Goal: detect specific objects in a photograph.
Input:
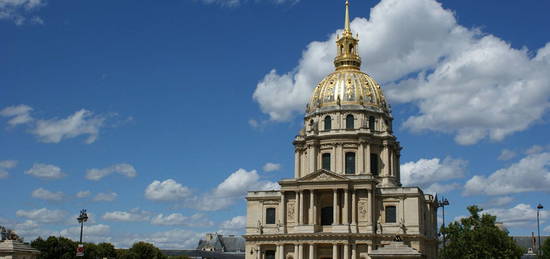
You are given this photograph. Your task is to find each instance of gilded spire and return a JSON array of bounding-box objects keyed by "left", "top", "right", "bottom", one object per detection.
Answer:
[
  {"left": 344, "top": 0, "right": 351, "bottom": 35},
  {"left": 334, "top": 0, "right": 361, "bottom": 70}
]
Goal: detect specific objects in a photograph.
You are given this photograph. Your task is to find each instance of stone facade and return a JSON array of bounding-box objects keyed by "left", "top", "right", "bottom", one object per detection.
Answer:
[
  {"left": 243, "top": 1, "right": 438, "bottom": 259},
  {"left": 0, "top": 240, "right": 40, "bottom": 259}
]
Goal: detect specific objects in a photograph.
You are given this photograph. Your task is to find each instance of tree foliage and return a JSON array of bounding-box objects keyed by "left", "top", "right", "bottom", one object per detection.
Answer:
[
  {"left": 31, "top": 236, "right": 166, "bottom": 259},
  {"left": 440, "top": 205, "right": 523, "bottom": 259},
  {"left": 542, "top": 237, "right": 550, "bottom": 259}
]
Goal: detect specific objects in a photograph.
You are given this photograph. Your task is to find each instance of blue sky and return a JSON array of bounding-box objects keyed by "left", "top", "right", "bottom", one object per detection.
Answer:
[{"left": 1, "top": 0, "right": 550, "bottom": 249}]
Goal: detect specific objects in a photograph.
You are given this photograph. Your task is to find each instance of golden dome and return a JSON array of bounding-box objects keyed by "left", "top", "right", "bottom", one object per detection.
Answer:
[
  {"left": 307, "top": 70, "right": 388, "bottom": 114},
  {"left": 306, "top": 0, "right": 388, "bottom": 114}
]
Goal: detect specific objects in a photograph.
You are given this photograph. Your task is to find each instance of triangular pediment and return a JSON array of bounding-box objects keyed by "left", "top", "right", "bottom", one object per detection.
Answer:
[{"left": 297, "top": 169, "right": 349, "bottom": 182}]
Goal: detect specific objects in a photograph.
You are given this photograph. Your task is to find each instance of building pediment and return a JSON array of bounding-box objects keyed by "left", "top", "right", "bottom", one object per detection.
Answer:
[{"left": 297, "top": 169, "right": 349, "bottom": 182}]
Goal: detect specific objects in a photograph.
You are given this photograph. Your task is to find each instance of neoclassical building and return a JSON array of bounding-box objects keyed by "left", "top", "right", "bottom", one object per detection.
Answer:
[{"left": 244, "top": 1, "right": 438, "bottom": 259}]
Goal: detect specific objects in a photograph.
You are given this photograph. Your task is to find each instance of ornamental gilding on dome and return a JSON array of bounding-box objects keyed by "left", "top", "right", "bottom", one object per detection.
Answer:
[{"left": 306, "top": 0, "right": 388, "bottom": 115}]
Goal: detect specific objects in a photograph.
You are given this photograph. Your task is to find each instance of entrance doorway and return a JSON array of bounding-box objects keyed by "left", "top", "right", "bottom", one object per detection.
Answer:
[{"left": 321, "top": 207, "right": 333, "bottom": 225}]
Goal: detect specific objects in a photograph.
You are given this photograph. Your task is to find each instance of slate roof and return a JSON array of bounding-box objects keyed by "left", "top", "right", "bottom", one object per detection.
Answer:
[{"left": 196, "top": 234, "right": 245, "bottom": 253}]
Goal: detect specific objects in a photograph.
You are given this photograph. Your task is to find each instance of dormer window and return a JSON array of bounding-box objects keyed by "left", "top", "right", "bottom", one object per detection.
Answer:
[
  {"left": 369, "top": 116, "right": 376, "bottom": 130},
  {"left": 346, "top": 114, "right": 354, "bottom": 129}
]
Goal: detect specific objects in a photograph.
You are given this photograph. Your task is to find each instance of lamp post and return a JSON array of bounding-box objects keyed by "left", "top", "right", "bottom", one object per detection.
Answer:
[
  {"left": 77, "top": 209, "right": 88, "bottom": 244},
  {"left": 537, "top": 204, "right": 543, "bottom": 257},
  {"left": 436, "top": 197, "right": 450, "bottom": 249}
]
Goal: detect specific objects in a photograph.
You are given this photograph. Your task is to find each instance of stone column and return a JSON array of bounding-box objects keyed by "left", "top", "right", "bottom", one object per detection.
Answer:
[
  {"left": 343, "top": 244, "right": 349, "bottom": 259},
  {"left": 370, "top": 187, "right": 376, "bottom": 234},
  {"left": 309, "top": 244, "right": 315, "bottom": 259},
  {"left": 332, "top": 244, "right": 338, "bottom": 259},
  {"left": 365, "top": 144, "right": 371, "bottom": 174},
  {"left": 298, "top": 244, "right": 304, "bottom": 259},
  {"left": 256, "top": 245, "right": 261, "bottom": 259},
  {"left": 295, "top": 150, "right": 300, "bottom": 178},
  {"left": 280, "top": 191, "right": 286, "bottom": 232},
  {"left": 309, "top": 190, "right": 315, "bottom": 225},
  {"left": 336, "top": 144, "right": 343, "bottom": 172},
  {"left": 343, "top": 189, "right": 349, "bottom": 224},
  {"left": 358, "top": 142, "right": 364, "bottom": 174},
  {"left": 351, "top": 244, "right": 356, "bottom": 259},
  {"left": 333, "top": 189, "right": 338, "bottom": 225},
  {"left": 298, "top": 191, "right": 303, "bottom": 225},
  {"left": 332, "top": 145, "right": 337, "bottom": 171},
  {"left": 294, "top": 244, "right": 299, "bottom": 259},
  {"left": 383, "top": 143, "right": 389, "bottom": 176},
  {"left": 351, "top": 190, "right": 356, "bottom": 227}
]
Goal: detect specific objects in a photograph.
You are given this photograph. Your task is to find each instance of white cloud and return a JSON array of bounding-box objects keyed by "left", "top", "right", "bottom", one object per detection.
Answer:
[
  {"left": 0, "top": 105, "right": 33, "bottom": 126},
  {"left": 32, "top": 109, "right": 106, "bottom": 144},
  {"left": 24, "top": 163, "right": 66, "bottom": 179},
  {"left": 113, "top": 229, "right": 203, "bottom": 250},
  {"left": 262, "top": 162, "right": 281, "bottom": 172},
  {"left": 498, "top": 149, "right": 516, "bottom": 161},
  {"left": 188, "top": 169, "right": 279, "bottom": 211},
  {"left": 401, "top": 157, "right": 467, "bottom": 189},
  {"left": 31, "top": 188, "right": 64, "bottom": 201},
  {"left": 525, "top": 145, "right": 545, "bottom": 155},
  {"left": 482, "top": 196, "right": 514, "bottom": 208},
  {"left": 85, "top": 163, "right": 137, "bottom": 181},
  {"left": 15, "top": 208, "right": 67, "bottom": 224},
  {"left": 424, "top": 182, "right": 460, "bottom": 194},
  {"left": 92, "top": 192, "right": 118, "bottom": 202},
  {"left": 252, "top": 0, "right": 550, "bottom": 145},
  {"left": 151, "top": 213, "right": 213, "bottom": 227},
  {"left": 102, "top": 209, "right": 151, "bottom": 222},
  {"left": 76, "top": 190, "right": 91, "bottom": 198},
  {"left": 484, "top": 203, "right": 550, "bottom": 228},
  {"left": 59, "top": 224, "right": 111, "bottom": 243},
  {"left": 220, "top": 215, "right": 246, "bottom": 230},
  {"left": 0, "top": 0, "right": 45, "bottom": 25},
  {"left": 464, "top": 152, "right": 550, "bottom": 196},
  {"left": 145, "top": 179, "right": 191, "bottom": 201},
  {"left": 545, "top": 225, "right": 550, "bottom": 233},
  {"left": 0, "top": 160, "right": 17, "bottom": 179}
]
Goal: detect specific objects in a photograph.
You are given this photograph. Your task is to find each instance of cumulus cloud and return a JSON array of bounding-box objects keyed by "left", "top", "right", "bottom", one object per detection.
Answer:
[
  {"left": 0, "top": 0, "right": 44, "bottom": 25},
  {"left": 545, "top": 225, "right": 550, "bottom": 233},
  {"left": 464, "top": 152, "right": 550, "bottom": 196},
  {"left": 401, "top": 157, "right": 467, "bottom": 192},
  {"left": 525, "top": 145, "right": 545, "bottom": 155},
  {"left": 482, "top": 196, "right": 514, "bottom": 208},
  {"left": 498, "top": 149, "right": 516, "bottom": 161},
  {"left": 188, "top": 169, "right": 279, "bottom": 211},
  {"left": 145, "top": 179, "right": 191, "bottom": 201},
  {"left": 92, "top": 192, "right": 118, "bottom": 202},
  {"left": 262, "top": 162, "right": 281, "bottom": 172},
  {"left": 15, "top": 208, "right": 67, "bottom": 224},
  {"left": 0, "top": 160, "right": 17, "bottom": 179},
  {"left": 252, "top": 0, "right": 550, "bottom": 145},
  {"left": 76, "top": 190, "right": 91, "bottom": 198},
  {"left": 151, "top": 213, "right": 213, "bottom": 227},
  {"left": 59, "top": 224, "right": 111, "bottom": 243},
  {"left": 86, "top": 163, "right": 137, "bottom": 181},
  {"left": 484, "top": 203, "right": 550, "bottom": 228},
  {"left": 32, "top": 109, "right": 106, "bottom": 144},
  {"left": 31, "top": 188, "right": 64, "bottom": 201},
  {"left": 113, "top": 229, "right": 203, "bottom": 250},
  {"left": 24, "top": 163, "right": 66, "bottom": 179},
  {"left": 0, "top": 105, "right": 33, "bottom": 126},
  {"left": 220, "top": 215, "right": 246, "bottom": 230},
  {"left": 102, "top": 209, "right": 151, "bottom": 222}
]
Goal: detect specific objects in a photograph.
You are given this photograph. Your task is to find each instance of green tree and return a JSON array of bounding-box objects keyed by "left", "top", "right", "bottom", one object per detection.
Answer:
[
  {"left": 541, "top": 237, "right": 550, "bottom": 259},
  {"left": 440, "top": 205, "right": 523, "bottom": 259},
  {"left": 125, "top": 241, "right": 167, "bottom": 259},
  {"left": 31, "top": 236, "right": 77, "bottom": 259}
]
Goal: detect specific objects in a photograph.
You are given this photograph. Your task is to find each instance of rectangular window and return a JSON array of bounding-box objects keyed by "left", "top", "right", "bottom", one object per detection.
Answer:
[
  {"left": 370, "top": 153, "right": 379, "bottom": 175},
  {"left": 322, "top": 153, "right": 331, "bottom": 171},
  {"left": 385, "top": 206, "right": 397, "bottom": 223},
  {"left": 266, "top": 208, "right": 276, "bottom": 224},
  {"left": 345, "top": 152, "right": 355, "bottom": 174}
]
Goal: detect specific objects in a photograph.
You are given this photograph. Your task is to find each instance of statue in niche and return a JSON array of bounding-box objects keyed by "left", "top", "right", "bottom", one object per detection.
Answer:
[
  {"left": 376, "top": 214, "right": 383, "bottom": 234},
  {"left": 399, "top": 218, "right": 407, "bottom": 234},
  {"left": 257, "top": 220, "right": 263, "bottom": 234}
]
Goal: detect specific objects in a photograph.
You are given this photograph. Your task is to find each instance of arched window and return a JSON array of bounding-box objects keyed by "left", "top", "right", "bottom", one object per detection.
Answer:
[
  {"left": 266, "top": 208, "right": 276, "bottom": 224},
  {"left": 349, "top": 43, "right": 354, "bottom": 54},
  {"left": 324, "top": 116, "right": 332, "bottom": 131},
  {"left": 369, "top": 116, "right": 376, "bottom": 130},
  {"left": 321, "top": 206, "right": 333, "bottom": 225},
  {"left": 346, "top": 114, "right": 354, "bottom": 129},
  {"left": 385, "top": 206, "right": 397, "bottom": 223},
  {"left": 345, "top": 152, "right": 355, "bottom": 174},
  {"left": 370, "top": 153, "right": 379, "bottom": 175},
  {"left": 322, "top": 153, "right": 331, "bottom": 171}
]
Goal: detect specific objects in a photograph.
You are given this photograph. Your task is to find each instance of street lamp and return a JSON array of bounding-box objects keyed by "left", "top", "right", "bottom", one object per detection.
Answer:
[
  {"left": 76, "top": 209, "right": 88, "bottom": 244},
  {"left": 436, "top": 197, "right": 450, "bottom": 249},
  {"left": 537, "top": 204, "right": 543, "bottom": 257}
]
